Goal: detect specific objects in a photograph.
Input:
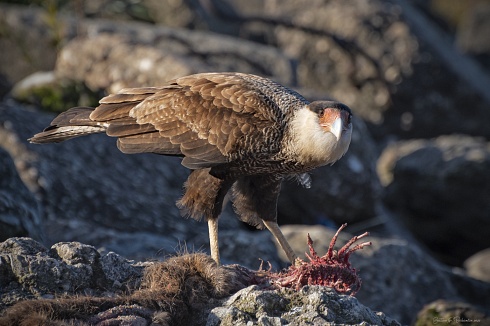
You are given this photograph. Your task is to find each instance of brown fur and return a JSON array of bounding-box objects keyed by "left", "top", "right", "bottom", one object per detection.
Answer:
[{"left": 0, "top": 253, "right": 252, "bottom": 326}]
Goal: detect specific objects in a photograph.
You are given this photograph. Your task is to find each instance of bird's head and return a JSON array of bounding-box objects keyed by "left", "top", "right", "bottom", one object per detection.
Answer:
[
  {"left": 289, "top": 100, "right": 353, "bottom": 166},
  {"left": 308, "top": 101, "right": 352, "bottom": 141}
]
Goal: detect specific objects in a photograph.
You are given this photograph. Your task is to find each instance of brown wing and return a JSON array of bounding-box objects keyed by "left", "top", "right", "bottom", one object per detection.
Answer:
[{"left": 91, "top": 73, "right": 286, "bottom": 169}]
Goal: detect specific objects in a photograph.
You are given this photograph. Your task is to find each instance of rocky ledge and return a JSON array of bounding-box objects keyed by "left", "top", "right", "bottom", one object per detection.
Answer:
[{"left": 0, "top": 238, "right": 400, "bottom": 326}]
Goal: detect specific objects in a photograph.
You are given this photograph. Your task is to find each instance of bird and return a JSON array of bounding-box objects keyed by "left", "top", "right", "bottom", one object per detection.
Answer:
[{"left": 29, "top": 72, "right": 353, "bottom": 265}]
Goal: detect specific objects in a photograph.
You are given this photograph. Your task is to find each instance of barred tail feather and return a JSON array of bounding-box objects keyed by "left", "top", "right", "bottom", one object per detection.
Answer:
[
  {"left": 29, "top": 107, "right": 107, "bottom": 144},
  {"left": 29, "top": 125, "right": 107, "bottom": 143}
]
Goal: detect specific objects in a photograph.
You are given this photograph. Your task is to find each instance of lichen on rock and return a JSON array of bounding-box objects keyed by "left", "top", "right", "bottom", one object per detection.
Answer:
[{"left": 208, "top": 285, "right": 400, "bottom": 326}]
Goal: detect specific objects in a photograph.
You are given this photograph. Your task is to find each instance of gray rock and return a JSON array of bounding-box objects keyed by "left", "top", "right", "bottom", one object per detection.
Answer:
[
  {"left": 377, "top": 135, "right": 490, "bottom": 266},
  {"left": 0, "top": 4, "right": 60, "bottom": 85},
  {"left": 101, "top": 251, "right": 149, "bottom": 288},
  {"left": 352, "top": 238, "right": 459, "bottom": 324},
  {"left": 143, "top": 0, "right": 201, "bottom": 28},
  {"left": 415, "top": 300, "right": 490, "bottom": 326},
  {"left": 0, "top": 73, "right": 10, "bottom": 100},
  {"left": 54, "top": 19, "right": 296, "bottom": 95},
  {"left": 0, "top": 238, "right": 401, "bottom": 326},
  {"left": 10, "top": 70, "right": 101, "bottom": 112},
  {"left": 280, "top": 224, "right": 490, "bottom": 325},
  {"left": 456, "top": 3, "right": 490, "bottom": 56},
  {"left": 464, "top": 248, "right": 490, "bottom": 283},
  {"left": 11, "top": 71, "right": 57, "bottom": 98},
  {"left": 455, "top": 2, "right": 490, "bottom": 72},
  {"left": 51, "top": 241, "right": 100, "bottom": 265},
  {"left": 210, "top": 228, "right": 283, "bottom": 269},
  {"left": 0, "top": 145, "right": 43, "bottom": 242},
  {"left": 1, "top": 3, "right": 295, "bottom": 107},
  {"left": 2, "top": 234, "right": 486, "bottom": 325},
  {"left": 0, "top": 237, "right": 145, "bottom": 309},
  {"left": 89, "top": 304, "right": 155, "bottom": 326},
  {"left": 75, "top": 0, "right": 154, "bottom": 23},
  {"left": 207, "top": 285, "right": 400, "bottom": 326}
]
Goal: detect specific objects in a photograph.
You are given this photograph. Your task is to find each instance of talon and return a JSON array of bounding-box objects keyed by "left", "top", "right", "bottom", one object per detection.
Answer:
[{"left": 293, "top": 257, "right": 304, "bottom": 267}]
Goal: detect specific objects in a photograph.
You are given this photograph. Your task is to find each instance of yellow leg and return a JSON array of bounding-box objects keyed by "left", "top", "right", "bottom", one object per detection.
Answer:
[
  {"left": 263, "top": 220, "right": 298, "bottom": 264},
  {"left": 208, "top": 218, "right": 220, "bottom": 265}
]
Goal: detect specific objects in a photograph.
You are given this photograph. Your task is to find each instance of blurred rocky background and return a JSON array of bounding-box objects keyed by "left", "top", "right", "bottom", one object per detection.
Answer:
[{"left": 1, "top": 0, "right": 490, "bottom": 324}]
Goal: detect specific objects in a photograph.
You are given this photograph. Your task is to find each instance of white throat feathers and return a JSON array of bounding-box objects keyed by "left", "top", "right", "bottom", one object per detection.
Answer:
[{"left": 287, "top": 106, "right": 352, "bottom": 166}]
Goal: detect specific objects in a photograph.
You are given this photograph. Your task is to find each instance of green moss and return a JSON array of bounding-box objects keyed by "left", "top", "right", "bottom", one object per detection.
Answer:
[
  {"left": 283, "top": 288, "right": 304, "bottom": 312},
  {"left": 42, "top": 0, "right": 67, "bottom": 50},
  {"left": 233, "top": 296, "right": 259, "bottom": 316},
  {"left": 414, "top": 307, "right": 439, "bottom": 326},
  {"left": 14, "top": 78, "right": 102, "bottom": 113}
]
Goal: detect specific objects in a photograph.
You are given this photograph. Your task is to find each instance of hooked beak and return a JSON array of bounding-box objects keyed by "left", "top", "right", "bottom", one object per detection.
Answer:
[{"left": 330, "top": 117, "right": 343, "bottom": 141}]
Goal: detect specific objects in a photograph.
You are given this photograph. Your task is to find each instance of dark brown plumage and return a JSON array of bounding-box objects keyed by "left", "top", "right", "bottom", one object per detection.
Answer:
[{"left": 30, "top": 72, "right": 353, "bottom": 264}]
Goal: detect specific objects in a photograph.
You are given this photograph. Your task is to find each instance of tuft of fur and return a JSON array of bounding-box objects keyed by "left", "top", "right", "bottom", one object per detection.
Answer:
[{"left": 0, "top": 253, "right": 253, "bottom": 326}]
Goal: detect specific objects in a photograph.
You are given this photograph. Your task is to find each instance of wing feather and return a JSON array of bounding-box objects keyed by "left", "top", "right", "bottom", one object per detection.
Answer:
[
  {"left": 169, "top": 130, "right": 197, "bottom": 143},
  {"left": 88, "top": 73, "right": 300, "bottom": 168},
  {"left": 117, "top": 132, "right": 181, "bottom": 155},
  {"left": 90, "top": 102, "right": 142, "bottom": 121},
  {"left": 50, "top": 107, "right": 95, "bottom": 126},
  {"left": 106, "top": 121, "right": 156, "bottom": 137},
  {"left": 91, "top": 87, "right": 164, "bottom": 121}
]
